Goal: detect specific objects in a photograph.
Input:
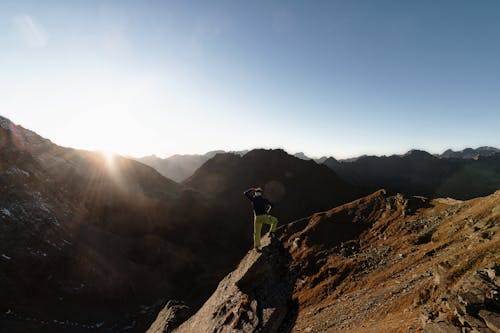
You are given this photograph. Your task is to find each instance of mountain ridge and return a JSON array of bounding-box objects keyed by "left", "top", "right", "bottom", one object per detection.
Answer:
[
  {"left": 322, "top": 149, "right": 500, "bottom": 200},
  {"left": 134, "top": 145, "right": 499, "bottom": 186},
  {"left": 149, "top": 189, "right": 499, "bottom": 332}
]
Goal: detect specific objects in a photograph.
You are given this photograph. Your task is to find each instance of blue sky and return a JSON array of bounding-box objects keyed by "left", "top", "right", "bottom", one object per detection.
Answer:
[{"left": 1, "top": 1, "right": 499, "bottom": 158}]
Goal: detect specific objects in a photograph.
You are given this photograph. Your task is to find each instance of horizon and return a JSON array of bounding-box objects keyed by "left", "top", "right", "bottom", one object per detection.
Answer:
[
  {"left": 2, "top": 111, "right": 497, "bottom": 161},
  {"left": 1, "top": 1, "right": 499, "bottom": 158}
]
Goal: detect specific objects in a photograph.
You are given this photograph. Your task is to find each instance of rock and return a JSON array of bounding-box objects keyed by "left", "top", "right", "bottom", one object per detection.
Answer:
[
  {"left": 423, "top": 321, "right": 462, "bottom": 333},
  {"left": 422, "top": 260, "right": 500, "bottom": 332},
  {"left": 457, "top": 313, "right": 489, "bottom": 330},
  {"left": 478, "top": 310, "right": 500, "bottom": 333},
  {"left": 459, "top": 291, "right": 486, "bottom": 313},
  {"left": 172, "top": 237, "right": 295, "bottom": 333},
  {"left": 147, "top": 301, "right": 191, "bottom": 333}
]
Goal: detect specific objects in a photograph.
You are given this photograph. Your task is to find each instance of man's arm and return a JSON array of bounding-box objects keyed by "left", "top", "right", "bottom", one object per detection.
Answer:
[
  {"left": 243, "top": 188, "right": 254, "bottom": 200},
  {"left": 265, "top": 199, "right": 273, "bottom": 213}
]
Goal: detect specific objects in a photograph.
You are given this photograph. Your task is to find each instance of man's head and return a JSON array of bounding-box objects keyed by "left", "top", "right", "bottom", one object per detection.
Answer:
[{"left": 253, "top": 187, "right": 263, "bottom": 196}]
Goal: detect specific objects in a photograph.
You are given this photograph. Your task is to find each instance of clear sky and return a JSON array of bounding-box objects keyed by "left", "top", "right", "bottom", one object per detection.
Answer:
[{"left": 1, "top": 1, "right": 499, "bottom": 158}]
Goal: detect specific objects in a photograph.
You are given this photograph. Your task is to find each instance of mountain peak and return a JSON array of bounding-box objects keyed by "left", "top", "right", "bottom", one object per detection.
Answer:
[
  {"left": 403, "top": 149, "right": 434, "bottom": 159},
  {"left": 0, "top": 115, "right": 13, "bottom": 130},
  {"left": 294, "top": 152, "right": 311, "bottom": 160},
  {"left": 439, "top": 146, "right": 500, "bottom": 159}
]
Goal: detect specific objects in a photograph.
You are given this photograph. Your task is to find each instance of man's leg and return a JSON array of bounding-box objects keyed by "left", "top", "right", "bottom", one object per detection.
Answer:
[
  {"left": 269, "top": 215, "right": 278, "bottom": 232},
  {"left": 254, "top": 215, "right": 263, "bottom": 249},
  {"left": 263, "top": 215, "right": 278, "bottom": 232}
]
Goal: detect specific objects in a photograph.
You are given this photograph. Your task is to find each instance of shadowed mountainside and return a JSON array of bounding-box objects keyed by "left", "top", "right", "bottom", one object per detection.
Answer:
[
  {"left": 323, "top": 149, "right": 500, "bottom": 199},
  {"left": 0, "top": 116, "right": 242, "bottom": 332},
  {"left": 149, "top": 190, "right": 499, "bottom": 332},
  {"left": 184, "top": 149, "right": 366, "bottom": 225}
]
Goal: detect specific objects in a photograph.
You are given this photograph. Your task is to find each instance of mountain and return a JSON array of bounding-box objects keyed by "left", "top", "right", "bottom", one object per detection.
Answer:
[
  {"left": 314, "top": 156, "right": 328, "bottom": 164},
  {"left": 323, "top": 149, "right": 500, "bottom": 199},
  {"left": 0, "top": 116, "right": 245, "bottom": 332},
  {"left": 149, "top": 190, "right": 500, "bottom": 332},
  {"left": 179, "top": 149, "right": 366, "bottom": 298},
  {"left": 136, "top": 150, "right": 249, "bottom": 182},
  {"left": 439, "top": 146, "right": 500, "bottom": 159},
  {"left": 135, "top": 151, "right": 222, "bottom": 182},
  {"left": 293, "top": 152, "right": 312, "bottom": 160},
  {"left": 183, "top": 149, "right": 365, "bottom": 224}
]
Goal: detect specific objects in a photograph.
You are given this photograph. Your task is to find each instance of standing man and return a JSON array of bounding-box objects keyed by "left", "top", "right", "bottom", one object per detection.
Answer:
[{"left": 244, "top": 187, "right": 279, "bottom": 251}]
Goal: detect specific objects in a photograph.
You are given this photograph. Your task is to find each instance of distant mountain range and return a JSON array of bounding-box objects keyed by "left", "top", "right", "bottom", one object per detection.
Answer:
[
  {"left": 322, "top": 149, "right": 500, "bottom": 199},
  {"left": 437, "top": 146, "right": 500, "bottom": 159},
  {"left": 138, "top": 147, "right": 499, "bottom": 184},
  {"left": 135, "top": 152, "right": 223, "bottom": 182},
  {"left": 135, "top": 150, "right": 248, "bottom": 182}
]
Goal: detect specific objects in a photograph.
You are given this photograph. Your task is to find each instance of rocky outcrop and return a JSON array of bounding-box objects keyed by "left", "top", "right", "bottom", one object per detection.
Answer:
[
  {"left": 147, "top": 301, "right": 191, "bottom": 333},
  {"left": 422, "top": 263, "right": 500, "bottom": 332},
  {"left": 170, "top": 236, "right": 295, "bottom": 333}
]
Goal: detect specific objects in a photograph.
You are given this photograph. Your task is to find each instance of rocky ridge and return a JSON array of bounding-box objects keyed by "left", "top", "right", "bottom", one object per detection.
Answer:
[{"left": 150, "top": 190, "right": 499, "bottom": 332}]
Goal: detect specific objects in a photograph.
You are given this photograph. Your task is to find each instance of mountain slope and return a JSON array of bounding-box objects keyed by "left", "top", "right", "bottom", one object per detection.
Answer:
[
  {"left": 283, "top": 190, "right": 499, "bottom": 332},
  {"left": 0, "top": 116, "right": 242, "bottom": 332},
  {"left": 150, "top": 190, "right": 499, "bottom": 332}
]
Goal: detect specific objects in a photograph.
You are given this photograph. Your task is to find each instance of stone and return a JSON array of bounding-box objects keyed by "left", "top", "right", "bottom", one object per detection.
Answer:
[
  {"left": 423, "top": 322, "right": 461, "bottom": 333},
  {"left": 146, "top": 300, "right": 190, "bottom": 333},
  {"left": 171, "top": 238, "right": 295, "bottom": 333},
  {"left": 478, "top": 310, "right": 500, "bottom": 333}
]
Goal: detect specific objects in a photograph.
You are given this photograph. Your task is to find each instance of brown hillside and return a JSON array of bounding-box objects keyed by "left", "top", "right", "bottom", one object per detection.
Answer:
[{"left": 151, "top": 190, "right": 499, "bottom": 332}]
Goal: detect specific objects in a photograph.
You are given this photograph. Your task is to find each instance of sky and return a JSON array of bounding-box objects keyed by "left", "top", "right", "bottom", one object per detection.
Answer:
[{"left": 1, "top": 0, "right": 499, "bottom": 159}]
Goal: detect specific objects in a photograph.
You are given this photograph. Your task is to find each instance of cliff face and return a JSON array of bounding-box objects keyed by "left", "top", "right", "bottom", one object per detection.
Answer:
[{"left": 149, "top": 190, "right": 499, "bottom": 333}]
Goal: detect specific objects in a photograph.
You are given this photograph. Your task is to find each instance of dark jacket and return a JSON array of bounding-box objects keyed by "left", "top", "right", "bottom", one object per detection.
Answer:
[{"left": 244, "top": 189, "right": 273, "bottom": 216}]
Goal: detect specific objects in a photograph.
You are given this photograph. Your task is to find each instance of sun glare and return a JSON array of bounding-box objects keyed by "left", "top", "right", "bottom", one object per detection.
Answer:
[{"left": 100, "top": 150, "right": 116, "bottom": 168}]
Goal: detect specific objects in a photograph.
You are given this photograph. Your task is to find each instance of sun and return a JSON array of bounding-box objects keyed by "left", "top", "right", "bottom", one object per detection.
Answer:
[{"left": 99, "top": 150, "right": 116, "bottom": 168}]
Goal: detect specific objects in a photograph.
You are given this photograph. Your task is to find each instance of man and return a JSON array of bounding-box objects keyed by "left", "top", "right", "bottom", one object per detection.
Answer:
[{"left": 243, "top": 187, "right": 279, "bottom": 251}]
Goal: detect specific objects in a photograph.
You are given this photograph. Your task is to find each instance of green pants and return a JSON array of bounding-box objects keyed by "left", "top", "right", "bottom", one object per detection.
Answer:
[{"left": 254, "top": 214, "right": 278, "bottom": 249}]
